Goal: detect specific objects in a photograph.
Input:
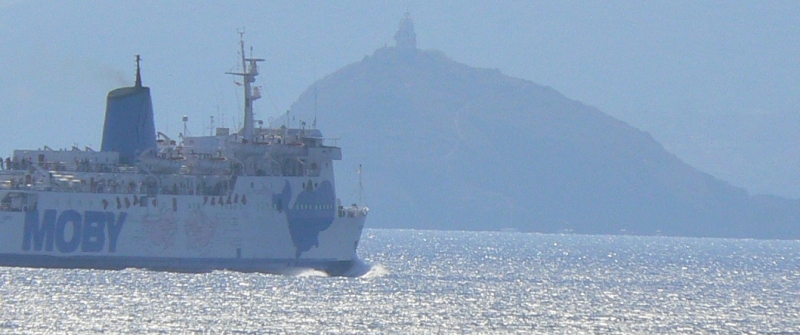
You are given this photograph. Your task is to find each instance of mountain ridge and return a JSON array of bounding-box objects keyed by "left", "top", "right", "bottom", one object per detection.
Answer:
[{"left": 288, "top": 45, "right": 800, "bottom": 239}]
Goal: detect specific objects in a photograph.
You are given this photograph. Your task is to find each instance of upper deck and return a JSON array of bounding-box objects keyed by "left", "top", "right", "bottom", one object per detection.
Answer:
[
  {"left": 0, "top": 126, "right": 342, "bottom": 197},
  {"left": 0, "top": 38, "right": 344, "bottom": 199}
]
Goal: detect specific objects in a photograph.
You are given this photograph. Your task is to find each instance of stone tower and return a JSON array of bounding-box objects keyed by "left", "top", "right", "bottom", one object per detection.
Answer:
[{"left": 394, "top": 11, "right": 416, "bottom": 49}]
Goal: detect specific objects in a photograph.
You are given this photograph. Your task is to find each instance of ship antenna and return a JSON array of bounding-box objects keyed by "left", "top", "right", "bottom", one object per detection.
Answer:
[
  {"left": 182, "top": 115, "right": 189, "bottom": 139},
  {"left": 313, "top": 85, "right": 317, "bottom": 129},
  {"left": 226, "top": 31, "right": 264, "bottom": 143},
  {"left": 358, "top": 164, "right": 363, "bottom": 205},
  {"left": 135, "top": 54, "right": 142, "bottom": 87}
]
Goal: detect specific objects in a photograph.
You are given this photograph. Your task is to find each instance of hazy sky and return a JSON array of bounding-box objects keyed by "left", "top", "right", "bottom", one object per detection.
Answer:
[{"left": 1, "top": 1, "right": 799, "bottom": 197}]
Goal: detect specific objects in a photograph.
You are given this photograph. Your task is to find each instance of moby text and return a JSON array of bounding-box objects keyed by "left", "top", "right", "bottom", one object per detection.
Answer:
[{"left": 22, "top": 210, "right": 127, "bottom": 253}]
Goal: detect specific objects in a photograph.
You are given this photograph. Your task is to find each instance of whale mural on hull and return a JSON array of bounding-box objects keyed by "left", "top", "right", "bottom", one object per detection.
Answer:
[{"left": 272, "top": 180, "right": 336, "bottom": 258}]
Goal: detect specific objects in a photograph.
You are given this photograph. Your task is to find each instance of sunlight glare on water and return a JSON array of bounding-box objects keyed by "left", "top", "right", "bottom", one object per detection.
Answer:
[{"left": 1, "top": 229, "right": 799, "bottom": 334}]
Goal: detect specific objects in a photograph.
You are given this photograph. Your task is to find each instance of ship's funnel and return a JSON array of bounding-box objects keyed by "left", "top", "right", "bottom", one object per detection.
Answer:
[{"left": 100, "top": 57, "right": 157, "bottom": 164}]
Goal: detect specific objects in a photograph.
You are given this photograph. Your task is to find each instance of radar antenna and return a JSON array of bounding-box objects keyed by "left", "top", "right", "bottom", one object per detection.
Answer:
[{"left": 225, "top": 32, "right": 264, "bottom": 143}]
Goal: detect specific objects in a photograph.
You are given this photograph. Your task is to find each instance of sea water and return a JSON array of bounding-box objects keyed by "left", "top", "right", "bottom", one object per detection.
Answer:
[{"left": 1, "top": 229, "right": 799, "bottom": 334}]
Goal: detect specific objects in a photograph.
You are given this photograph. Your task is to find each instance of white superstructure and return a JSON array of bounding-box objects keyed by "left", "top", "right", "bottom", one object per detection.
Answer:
[{"left": 0, "top": 38, "right": 367, "bottom": 275}]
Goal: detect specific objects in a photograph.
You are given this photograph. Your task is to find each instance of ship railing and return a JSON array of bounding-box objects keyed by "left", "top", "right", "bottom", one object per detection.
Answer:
[
  {"left": 3, "top": 158, "right": 119, "bottom": 174},
  {"left": 0, "top": 171, "right": 25, "bottom": 190}
]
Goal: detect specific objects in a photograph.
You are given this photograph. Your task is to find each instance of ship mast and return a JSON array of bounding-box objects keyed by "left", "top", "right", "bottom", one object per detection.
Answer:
[
  {"left": 135, "top": 54, "right": 142, "bottom": 88},
  {"left": 358, "top": 164, "right": 363, "bottom": 205},
  {"left": 226, "top": 33, "right": 264, "bottom": 143}
]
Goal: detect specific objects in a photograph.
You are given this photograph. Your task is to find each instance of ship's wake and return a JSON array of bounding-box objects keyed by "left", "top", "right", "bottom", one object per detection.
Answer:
[
  {"left": 260, "top": 258, "right": 389, "bottom": 278},
  {"left": 340, "top": 258, "right": 389, "bottom": 278},
  {"left": 278, "top": 267, "right": 331, "bottom": 277},
  {"left": 357, "top": 263, "right": 390, "bottom": 278}
]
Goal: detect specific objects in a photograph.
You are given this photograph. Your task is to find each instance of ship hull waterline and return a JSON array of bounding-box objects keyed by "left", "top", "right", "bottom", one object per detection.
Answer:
[{"left": 0, "top": 179, "right": 368, "bottom": 277}]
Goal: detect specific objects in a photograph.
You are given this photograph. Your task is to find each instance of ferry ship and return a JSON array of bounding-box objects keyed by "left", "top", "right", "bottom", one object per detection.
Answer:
[{"left": 0, "top": 39, "right": 368, "bottom": 276}]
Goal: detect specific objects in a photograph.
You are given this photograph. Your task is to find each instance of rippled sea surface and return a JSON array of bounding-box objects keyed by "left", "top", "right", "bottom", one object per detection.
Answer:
[{"left": 1, "top": 229, "right": 799, "bottom": 334}]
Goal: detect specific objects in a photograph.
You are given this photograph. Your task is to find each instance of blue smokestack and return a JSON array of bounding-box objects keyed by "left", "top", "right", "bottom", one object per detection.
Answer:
[{"left": 100, "top": 56, "right": 157, "bottom": 164}]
